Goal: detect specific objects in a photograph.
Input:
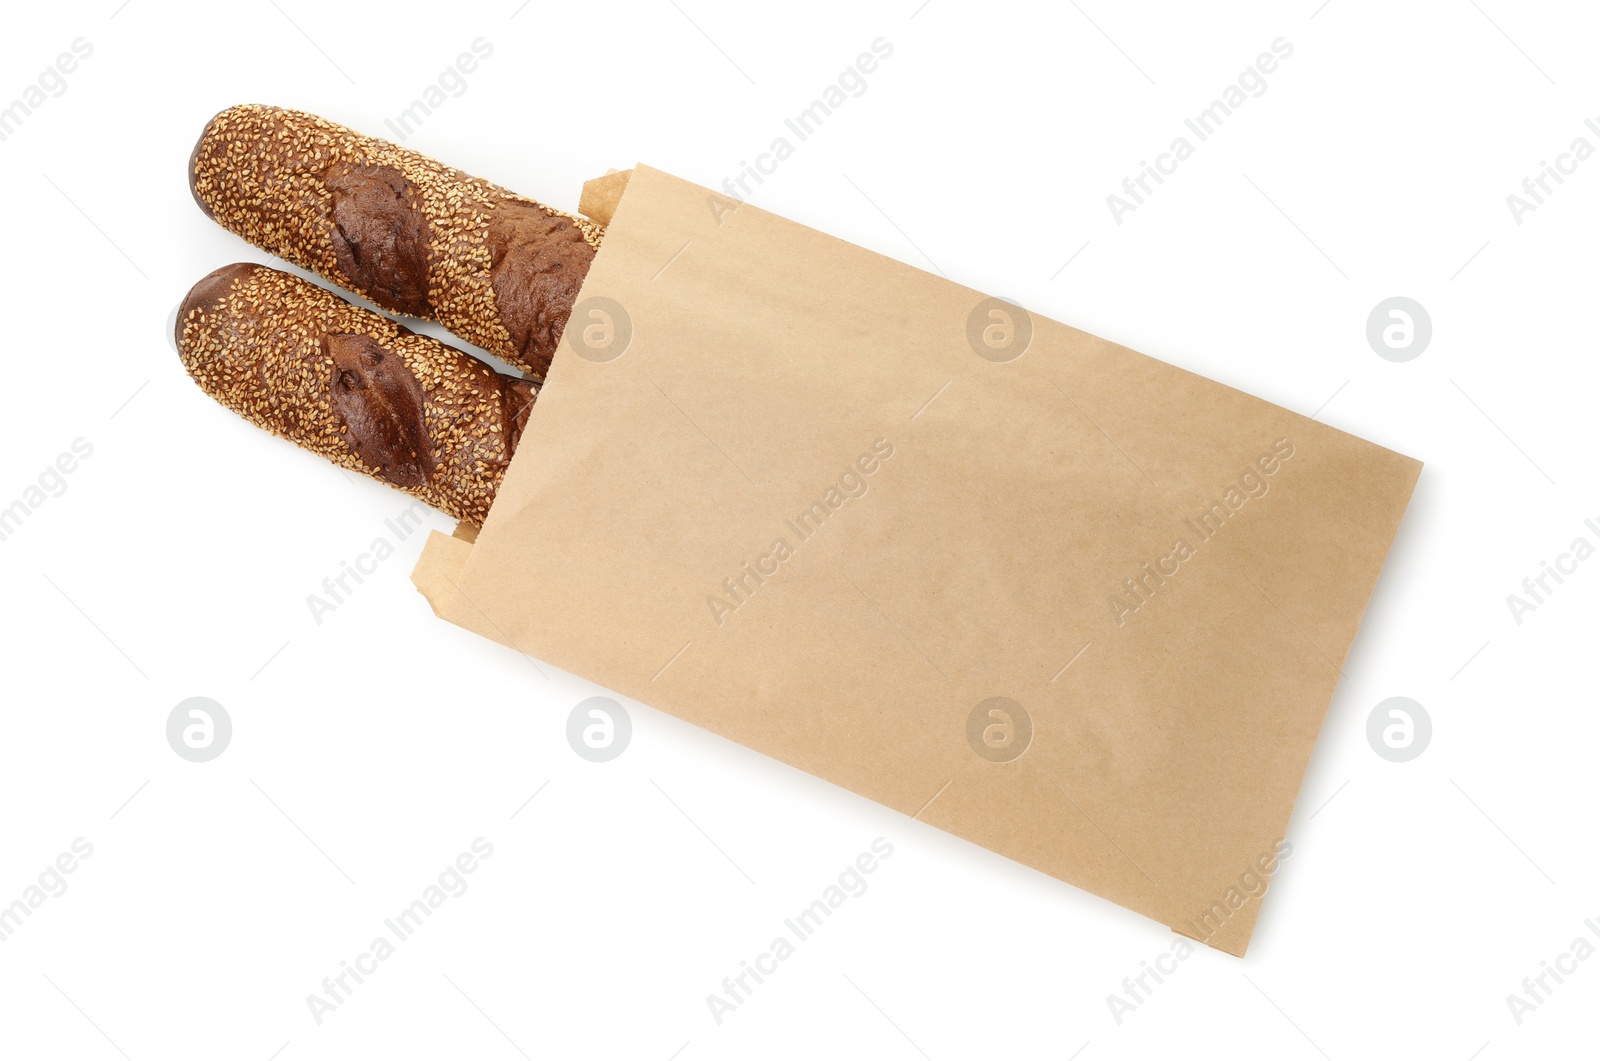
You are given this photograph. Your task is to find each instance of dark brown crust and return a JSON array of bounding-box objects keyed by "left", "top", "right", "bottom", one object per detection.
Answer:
[
  {"left": 187, "top": 104, "right": 605, "bottom": 380},
  {"left": 186, "top": 117, "right": 216, "bottom": 220},
  {"left": 488, "top": 201, "right": 597, "bottom": 374},
  {"left": 324, "top": 163, "right": 432, "bottom": 317},
  {"left": 175, "top": 262, "right": 535, "bottom": 525},
  {"left": 326, "top": 333, "right": 433, "bottom": 488},
  {"left": 177, "top": 261, "right": 255, "bottom": 346}
]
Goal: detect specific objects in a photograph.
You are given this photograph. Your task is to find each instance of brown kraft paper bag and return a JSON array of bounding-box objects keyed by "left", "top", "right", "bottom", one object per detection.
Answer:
[{"left": 412, "top": 165, "right": 1421, "bottom": 956}]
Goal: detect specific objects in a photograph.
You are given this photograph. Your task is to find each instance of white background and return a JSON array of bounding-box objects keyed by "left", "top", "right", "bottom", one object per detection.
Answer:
[{"left": 1, "top": 1, "right": 1595, "bottom": 1057}]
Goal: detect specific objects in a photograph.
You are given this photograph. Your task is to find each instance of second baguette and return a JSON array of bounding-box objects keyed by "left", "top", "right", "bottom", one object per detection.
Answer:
[{"left": 175, "top": 262, "right": 535, "bottom": 525}]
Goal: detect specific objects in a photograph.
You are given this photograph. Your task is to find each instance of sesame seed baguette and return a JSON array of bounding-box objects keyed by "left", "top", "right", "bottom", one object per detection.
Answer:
[
  {"left": 189, "top": 104, "right": 604, "bottom": 381},
  {"left": 176, "top": 262, "right": 536, "bottom": 526}
]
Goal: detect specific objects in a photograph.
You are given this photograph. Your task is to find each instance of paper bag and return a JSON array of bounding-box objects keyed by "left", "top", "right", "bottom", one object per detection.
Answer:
[{"left": 413, "top": 165, "right": 1420, "bottom": 956}]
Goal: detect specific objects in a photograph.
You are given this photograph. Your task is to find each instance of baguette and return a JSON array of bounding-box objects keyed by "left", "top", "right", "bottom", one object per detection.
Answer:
[
  {"left": 188, "top": 104, "right": 603, "bottom": 380},
  {"left": 175, "top": 262, "right": 534, "bottom": 525}
]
